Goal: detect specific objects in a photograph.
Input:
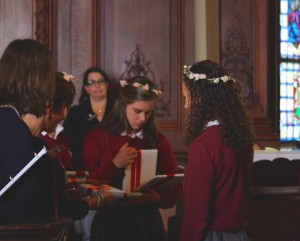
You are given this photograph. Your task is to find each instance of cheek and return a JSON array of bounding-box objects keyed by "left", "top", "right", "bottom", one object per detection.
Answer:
[
  {"left": 85, "top": 86, "right": 91, "bottom": 94},
  {"left": 184, "top": 98, "right": 190, "bottom": 109}
]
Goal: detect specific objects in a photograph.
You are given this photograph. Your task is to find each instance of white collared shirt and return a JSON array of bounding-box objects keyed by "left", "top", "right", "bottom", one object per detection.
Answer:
[
  {"left": 205, "top": 120, "right": 220, "bottom": 128},
  {"left": 120, "top": 129, "right": 143, "bottom": 139}
]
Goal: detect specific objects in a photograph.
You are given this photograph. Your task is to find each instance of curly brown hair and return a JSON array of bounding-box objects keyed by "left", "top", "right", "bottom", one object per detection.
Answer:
[{"left": 182, "top": 60, "right": 255, "bottom": 149}]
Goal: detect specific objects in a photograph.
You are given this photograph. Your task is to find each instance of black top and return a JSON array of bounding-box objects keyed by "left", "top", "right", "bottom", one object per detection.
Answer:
[
  {"left": 63, "top": 97, "right": 114, "bottom": 170},
  {"left": 0, "top": 108, "right": 52, "bottom": 222},
  {"left": 0, "top": 107, "right": 89, "bottom": 222}
]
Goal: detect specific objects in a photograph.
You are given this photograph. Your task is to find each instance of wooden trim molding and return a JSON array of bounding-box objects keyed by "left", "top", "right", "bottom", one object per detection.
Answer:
[{"left": 33, "top": 0, "right": 57, "bottom": 66}]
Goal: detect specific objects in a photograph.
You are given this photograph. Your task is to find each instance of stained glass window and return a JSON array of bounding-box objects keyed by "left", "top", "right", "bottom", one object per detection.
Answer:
[{"left": 280, "top": 0, "right": 300, "bottom": 141}]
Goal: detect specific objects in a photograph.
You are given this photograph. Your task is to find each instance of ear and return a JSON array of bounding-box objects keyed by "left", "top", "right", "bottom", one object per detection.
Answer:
[{"left": 45, "top": 104, "right": 52, "bottom": 118}]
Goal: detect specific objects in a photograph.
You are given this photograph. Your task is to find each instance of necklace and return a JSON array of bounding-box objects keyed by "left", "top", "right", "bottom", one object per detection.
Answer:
[
  {"left": 0, "top": 104, "right": 21, "bottom": 118},
  {"left": 92, "top": 105, "right": 104, "bottom": 115}
]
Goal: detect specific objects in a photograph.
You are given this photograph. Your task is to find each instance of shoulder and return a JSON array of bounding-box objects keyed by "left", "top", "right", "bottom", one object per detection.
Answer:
[
  {"left": 0, "top": 110, "right": 31, "bottom": 138},
  {"left": 190, "top": 126, "right": 224, "bottom": 153},
  {"left": 157, "top": 132, "right": 173, "bottom": 148},
  {"left": 193, "top": 125, "right": 222, "bottom": 144}
]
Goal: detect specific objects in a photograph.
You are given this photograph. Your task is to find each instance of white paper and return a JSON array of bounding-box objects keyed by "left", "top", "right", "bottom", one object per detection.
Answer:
[{"left": 122, "top": 149, "right": 158, "bottom": 192}]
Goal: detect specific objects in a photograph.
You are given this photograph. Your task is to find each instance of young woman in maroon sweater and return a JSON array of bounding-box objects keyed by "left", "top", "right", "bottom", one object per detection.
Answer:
[
  {"left": 82, "top": 76, "right": 182, "bottom": 241},
  {"left": 180, "top": 60, "right": 255, "bottom": 241}
]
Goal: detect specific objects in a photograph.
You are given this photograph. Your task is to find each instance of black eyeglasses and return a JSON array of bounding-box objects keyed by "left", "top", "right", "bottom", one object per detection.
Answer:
[{"left": 86, "top": 79, "right": 106, "bottom": 86}]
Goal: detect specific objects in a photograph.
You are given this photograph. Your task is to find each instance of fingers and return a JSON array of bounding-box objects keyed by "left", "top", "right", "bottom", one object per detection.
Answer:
[{"left": 120, "top": 142, "right": 129, "bottom": 150}]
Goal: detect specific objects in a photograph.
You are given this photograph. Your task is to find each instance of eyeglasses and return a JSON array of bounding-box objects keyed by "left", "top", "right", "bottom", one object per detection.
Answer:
[{"left": 86, "top": 79, "right": 106, "bottom": 86}]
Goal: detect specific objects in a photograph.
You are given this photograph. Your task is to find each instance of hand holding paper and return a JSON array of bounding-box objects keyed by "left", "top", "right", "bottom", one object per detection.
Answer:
[{"left": 112, "top": 142, "right": 137, "bottom": 168}]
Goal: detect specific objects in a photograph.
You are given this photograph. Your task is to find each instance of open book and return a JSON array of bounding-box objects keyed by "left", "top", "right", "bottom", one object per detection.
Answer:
[
  {"left": 134, "top": 173, "right": 184, "bottom": 192},
  {"left": 0, "top": 148, "right": 48, "bottom": 197},
  {"left": 78, "top": 173, "right": 184, "bottom": 200}
]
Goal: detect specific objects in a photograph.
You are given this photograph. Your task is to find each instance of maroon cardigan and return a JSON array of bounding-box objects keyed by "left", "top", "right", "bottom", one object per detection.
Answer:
[
  {"left": 180, "top": 126, "right": 253, "bottom": 241},
  {"left": 82, "top": 126, "right": 182, "bottom": 209}
]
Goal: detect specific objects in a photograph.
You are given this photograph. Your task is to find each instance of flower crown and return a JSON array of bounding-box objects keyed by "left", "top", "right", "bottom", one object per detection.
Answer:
[
  {"left": 62, "top": 72, "right": 75, "bottom": 82},
  {"left": 119, "top": 80, "right": 163, "bottom": 97},
  {"left": 183, "top": 65, "right": 235, "bottom": 84}
]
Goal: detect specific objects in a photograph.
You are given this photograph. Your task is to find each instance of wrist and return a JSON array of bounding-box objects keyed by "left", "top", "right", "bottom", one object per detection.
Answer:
[{"left": 96, "top": 193, "right": 105, "bottom": 207}]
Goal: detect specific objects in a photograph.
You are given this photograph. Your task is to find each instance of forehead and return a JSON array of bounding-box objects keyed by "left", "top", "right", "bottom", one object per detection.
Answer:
[
  {"left": 128, "top": 100, "right": 155, "bottom": 111},
  {"left": 88, "top": 72, "right": 103, "bottom": 79}
]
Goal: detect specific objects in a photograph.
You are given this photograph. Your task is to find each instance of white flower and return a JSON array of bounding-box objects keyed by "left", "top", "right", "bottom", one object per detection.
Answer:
[
  {"left": 133, "top": 82, "right": 141, "bottom": 87},
  {"left": 62, "top": 72, "right": 74, "bottom": 82},
  {"left": 189, "top": 73, "right": 194, "bottom": 79},
  {"left": 119, "top": 80, "right": 127, "bottom": 87},
  {"left": 194, "top": 74, "right": 200, "bottom": 80},
  {"left": 143, "top": 84, "right": 150, "bottom": 91},
  {"left": 199, "top": 74, "right": 206, "bottom": 79},
  {"left": 221, "top": 76, "right": 229, "bottom": 82},
  {"left": 214, "top": 78, "right": 220, "bottom": 83}
]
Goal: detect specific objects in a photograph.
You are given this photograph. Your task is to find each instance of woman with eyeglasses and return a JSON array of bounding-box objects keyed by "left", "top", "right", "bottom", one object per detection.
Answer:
[
  {"left": 62, "top": 67, "right": 116, "bottom": 241},
  {"left": 63, "top": 67, "right": 116, "bottom": 171}
]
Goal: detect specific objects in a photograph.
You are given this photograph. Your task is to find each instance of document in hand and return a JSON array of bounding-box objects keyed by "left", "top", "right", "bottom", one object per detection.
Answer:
[
  {"left": 122, "top": 149, "right": 158, "bottom": 192},
  {"left": 0, "top": 148, "right": 47, "bottom": 197}
]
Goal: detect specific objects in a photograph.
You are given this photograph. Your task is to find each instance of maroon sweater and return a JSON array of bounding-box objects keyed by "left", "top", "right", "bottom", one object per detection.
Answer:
[
  {"left": 82, "top": 127, "right": 182, "bottom": 208},
  {"left": 180, "top": 126, "right": 253, "bottom": 241}
]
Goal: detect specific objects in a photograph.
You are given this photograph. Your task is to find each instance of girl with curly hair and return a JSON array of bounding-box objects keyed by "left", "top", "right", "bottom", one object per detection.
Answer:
[{"left": 179, "top": 60, "right": 255, "bottom": 241}]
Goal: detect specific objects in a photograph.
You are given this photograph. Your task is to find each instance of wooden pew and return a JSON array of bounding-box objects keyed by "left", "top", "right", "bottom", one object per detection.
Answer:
[{"left": 247, "top": 158, "right": 300, "bottom": 241}]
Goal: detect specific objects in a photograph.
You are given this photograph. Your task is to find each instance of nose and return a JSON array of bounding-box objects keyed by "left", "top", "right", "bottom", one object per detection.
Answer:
[{"left": 139, "top": 113, "right": 146, "bottom": 122}]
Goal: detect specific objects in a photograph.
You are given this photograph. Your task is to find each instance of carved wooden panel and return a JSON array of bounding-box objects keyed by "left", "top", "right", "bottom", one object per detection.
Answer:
[
  {"left": 221, "top": 0, "right": 280, "bottom": 148},
  {"left": 96, "top": 0, "right": 189, "bottom": 131}
]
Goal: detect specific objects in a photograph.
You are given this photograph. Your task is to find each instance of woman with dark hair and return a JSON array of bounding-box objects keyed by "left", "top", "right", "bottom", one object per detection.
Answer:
[
  {"left": 179, "top": 60, "right": 255, "bottom": 241},
  {"left": 82, "top": 76, "right": 182, "bottom": 241},
  {"left": 63, "top": 66, "right": 115, "bottom": 171},
  {"left": 63, "top": 67, "right": 116, "bottom": 241},
  {"left": 0, "top": 38, "right": 56, "bottom": 221}
]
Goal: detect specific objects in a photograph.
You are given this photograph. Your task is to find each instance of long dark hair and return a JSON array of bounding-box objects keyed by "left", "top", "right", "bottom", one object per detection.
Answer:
[
  {"left": 103, "top": 76, "right": 160, "bottom": 148},
  {"left": 78, "top": 66, "right": 111, "bottom": 104},
  {"left": 182, "top": 60, "right": 255, "bottom": 149},
  {"left": 0, "top": 39, "right": 55, "bottom": 117}
]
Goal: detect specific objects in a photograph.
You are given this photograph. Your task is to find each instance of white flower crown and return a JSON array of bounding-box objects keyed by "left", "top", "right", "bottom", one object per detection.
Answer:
[
  {"left": 119, "top": 80, "right": 163, "bottom": 97},
  {"left": 183, "top": 65, "right": 235, "bottom": 84},
  {"left": 62, "top": 72, "right": 75, "bottom": 82}
]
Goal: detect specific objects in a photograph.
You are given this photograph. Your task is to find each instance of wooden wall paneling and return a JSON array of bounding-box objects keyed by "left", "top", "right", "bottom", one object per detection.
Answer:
[
  {"left": 97, "top": 0, "right": 194, "bottom": 156},
  {"left": 220, "top": 0, "right": 280, "bottom": 148},
  {"left": 0, "top": 0, "right": 33, "bottom": 55},
  {"left": 34, "top": 0, "right": 57, "bottom": 68},
  {"left": 56, "top": 0, "right": 95, "bottom": 103}
]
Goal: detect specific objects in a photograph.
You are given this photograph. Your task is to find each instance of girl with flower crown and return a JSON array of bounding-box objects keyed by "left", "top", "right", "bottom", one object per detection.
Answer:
[
  {"left": 179, "top": 60, "right": 255, "bottom": 241},
  {"left": 82, "top": 76, "right": 182, "bottom": 241}
]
